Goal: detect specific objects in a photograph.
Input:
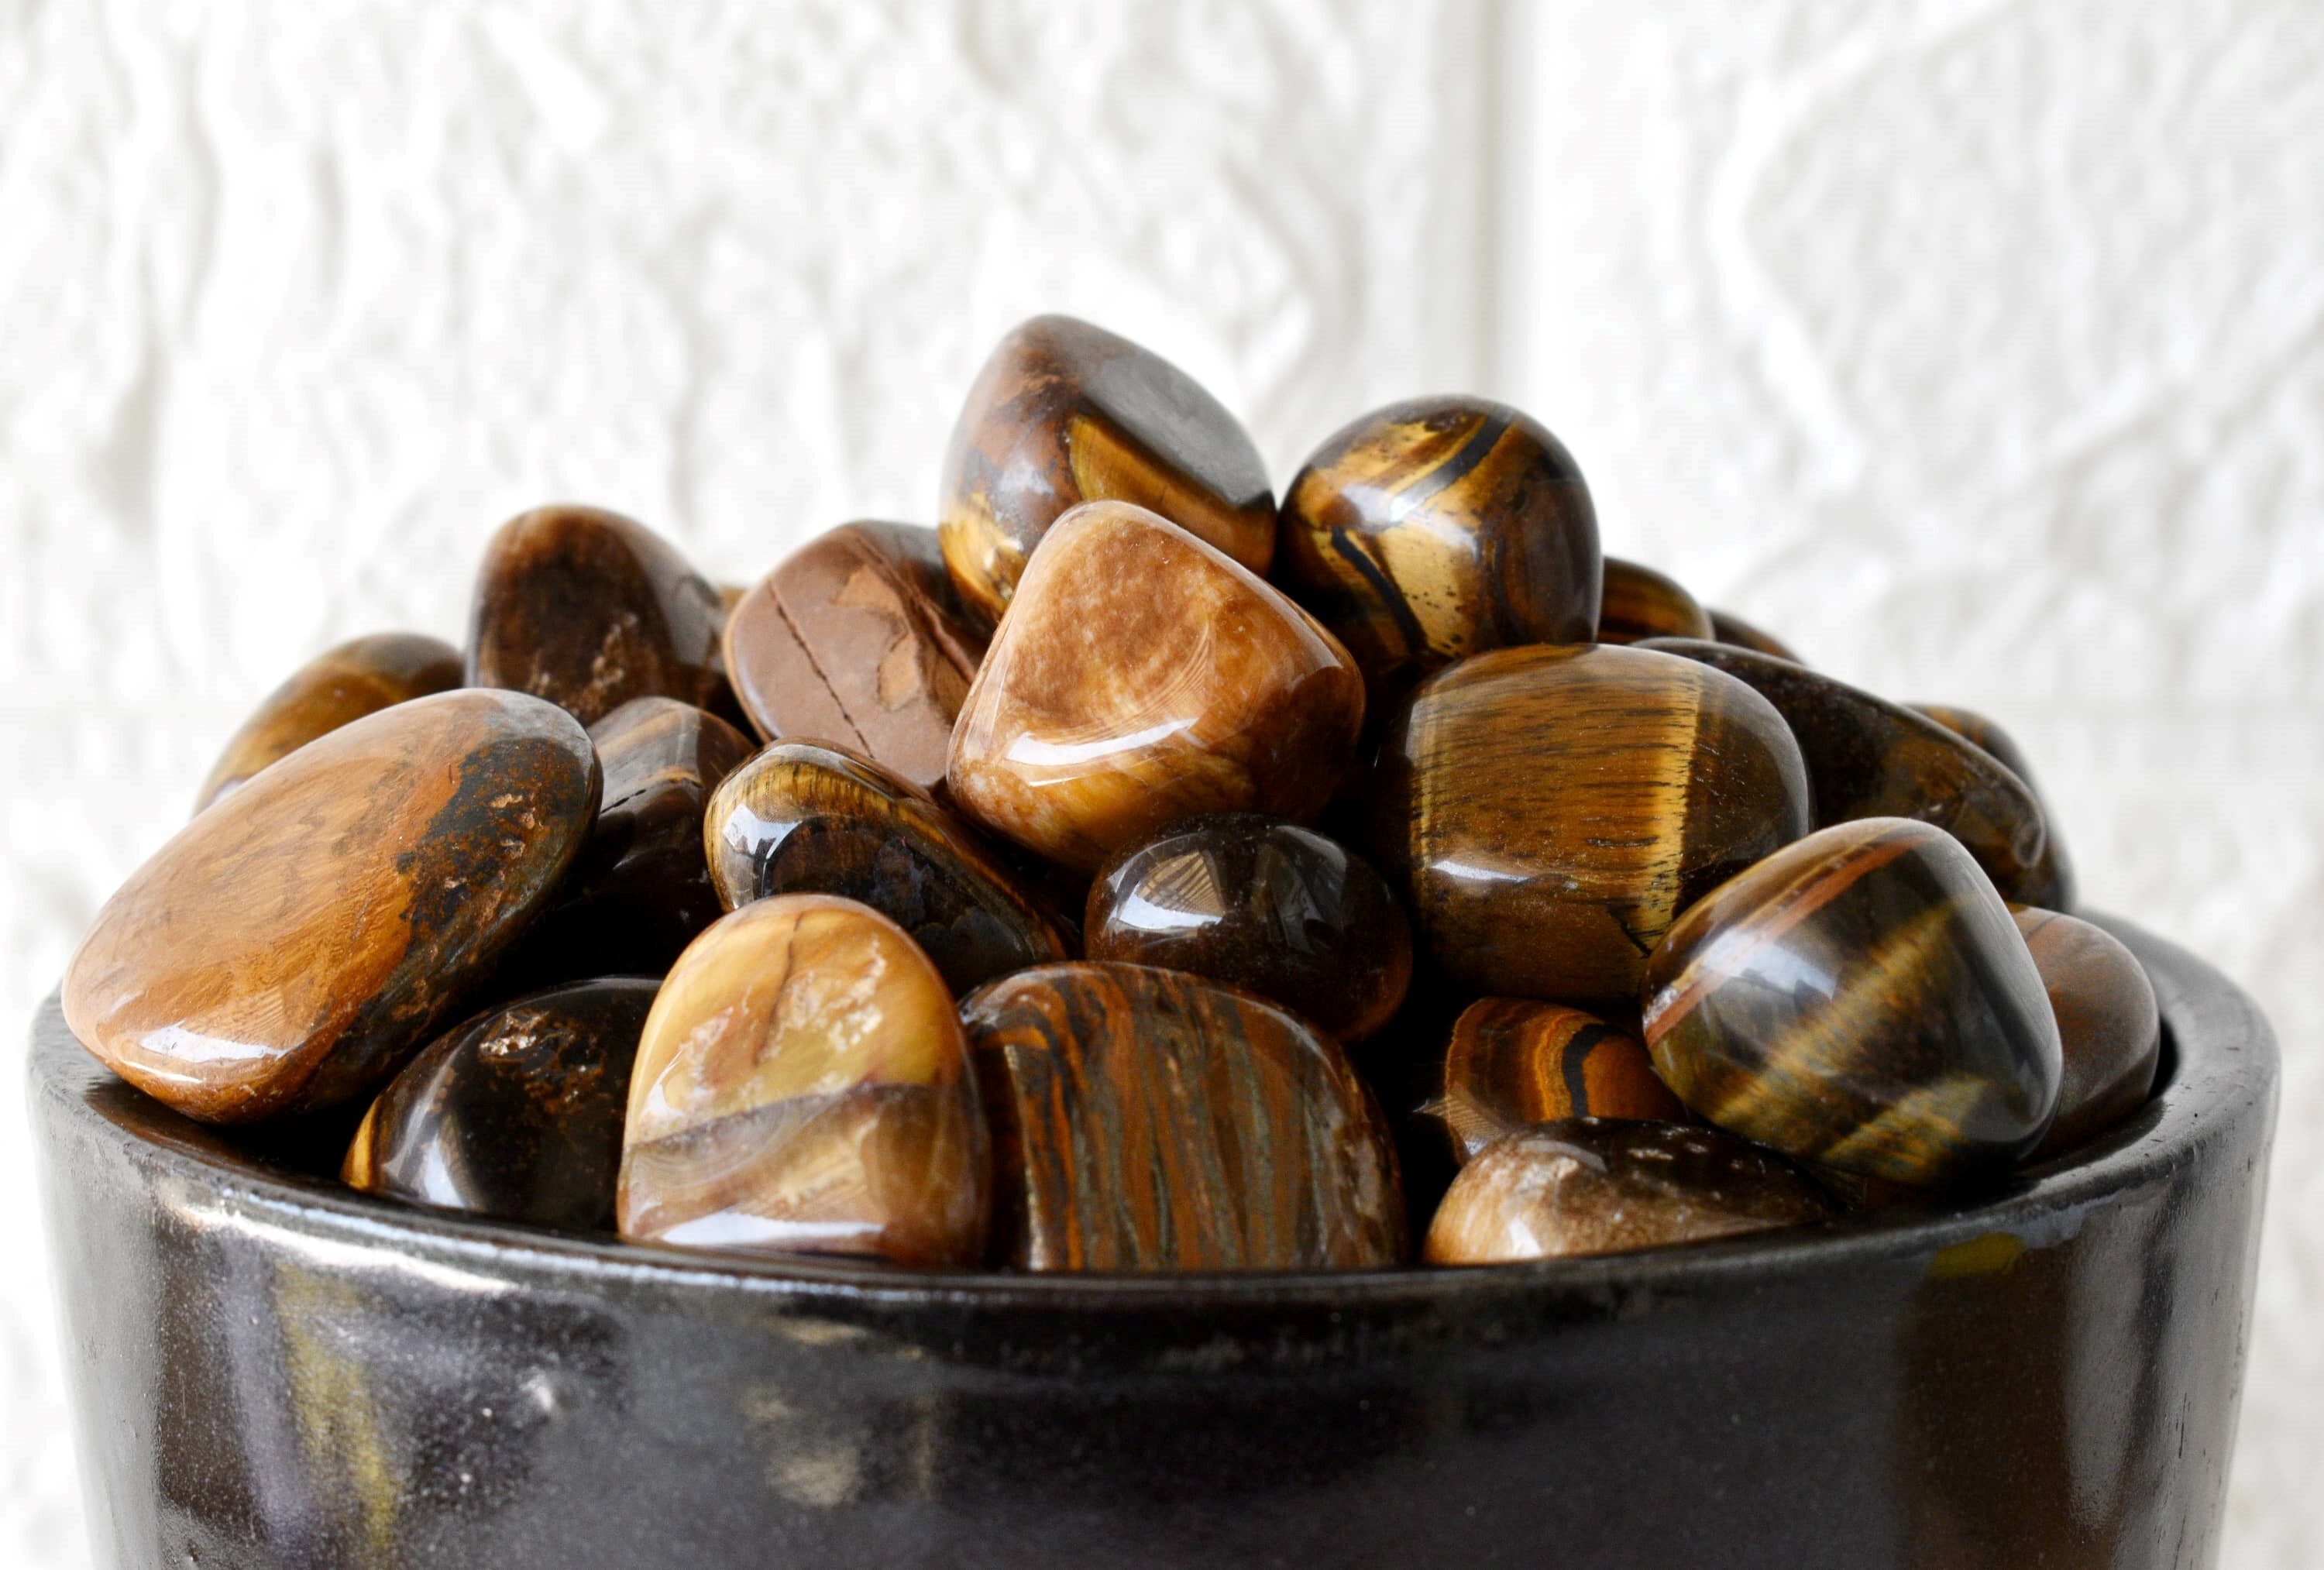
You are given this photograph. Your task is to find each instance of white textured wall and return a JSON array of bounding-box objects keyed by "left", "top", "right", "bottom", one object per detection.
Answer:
[{"left": 0, "top": 2, "right": 2315, "bottom": 1564}]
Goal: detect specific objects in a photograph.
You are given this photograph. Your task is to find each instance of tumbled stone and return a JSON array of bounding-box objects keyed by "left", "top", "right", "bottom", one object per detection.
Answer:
[
  {"left": 1642, "top": 817, "right": 2062, "bottom": 1186},
  {"left": 1084, "top": 814, "right": 1411, "bottom": 1043},
  {"left": 1708, "top": 607, "right": 1803, "bottom": 664},
  {"left": 948, "top": 501, "right": 1366, "bottom": 873},
  {"left": 617, "top": 895, "right": 989, "bottom": 1266},
  {"left": 342, "top": 977, "right": 657, "bottom": 1231},
  {"left": 1273, "top": 396, "right": 1600, "bottom": 700},
  {"left": 1596, "top": 557, "right": 1714, "bottom": 644},
  {"left": 961, "top": 962, "right": 1405, "bottom": 1271},
  {"left": 705, "top": 740, "right": 1069, "bottom": 994},
  {"left": 1370, "top": 643, "right": 1810, "bottom": 1002},
  {"left": 938, "top": 314, "right": 1275, "bottom": 626},
  {"left": 466, "top": 503, "right": 727, "bottom": 725},
  {"left": 723, "top": 521, "right": 987, "bottom": 795},
  {"left": 65, "top": 690, "right": 600, "bottom": 1123},
  {"left": 1424, "top": 1119, "right": 1834, "bottom": 1264},
  {"left": 2014, "top": 907, "right": 2161, "bottom": 1160},
  {"left": 194, "top": 631, "right": 464, "bottom": 812},
  {"left": 1415, "top": 998, "right": 1686, "bottom": 1165},
  {"left": 1915, "top": 703, "right": 2078, "bottom": 911}
]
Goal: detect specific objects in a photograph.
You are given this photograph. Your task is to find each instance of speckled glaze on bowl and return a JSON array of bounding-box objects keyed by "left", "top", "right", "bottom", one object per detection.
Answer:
[{"left": 29, "top": 916, "right": 2275, "bottom": 1570}]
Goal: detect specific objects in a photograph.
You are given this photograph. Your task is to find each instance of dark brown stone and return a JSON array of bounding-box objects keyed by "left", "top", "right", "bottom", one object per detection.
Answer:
[
  {"left": 1597, "top": 558, "right": 1713, "bottom": 644},
  {"left": 2015, "top": 906, "right": 2161, "bottom": 1159},
  {"left": 1916, "top": 703, "right": 2078, "bottom": 911}
]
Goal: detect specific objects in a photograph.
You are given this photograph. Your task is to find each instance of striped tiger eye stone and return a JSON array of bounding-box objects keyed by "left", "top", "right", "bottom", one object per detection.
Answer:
[
  {"left": 1597, "top": 557, "right": 1714, "bottom": 644},
  {"left": 961, "top": 962, "right": 1406, "bottom": 1272},
  {"left": 1642, "top": 817, "right": 2063, "bottom": 1186},
  {"left": 1708, "top": 607, "right": 1803, "bottom": 665},
  {"left": 1915, "top": 703, "right": 2078, "bottom": 911},
  {"left": 1418, "top": 999, "right": 1686, "bottom": 1165},
  {"left": 194, "top": 631, "right": 463, "bottom": 812},
  {"left": 947, "top": 501, "right": 1366, "bottom": 874},
  {"left": 705, "top": 740, "right": 1069, "bottom": 994},
  {"left": 1274, "top": 396, "right": 1600, "bottom": 699},
  {"left": 2014, "top": 907, "right": 2161, "bottom": 1160},
  {"left": 1370, "top": 643, "right": 1810, "bottom": 1003},
  {"left": 617, "top": 895, "right": 990, "bottom": 1266},
  {"left": 937, "top": 314, "right": 1275, "bottom": 627},
  {"left": 1424, "top": 1118, "right": 1834, "bottom": 1265}
]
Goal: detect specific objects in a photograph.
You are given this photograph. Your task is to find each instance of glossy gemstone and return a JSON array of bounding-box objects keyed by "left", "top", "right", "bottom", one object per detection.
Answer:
[
  {"left": 1642, "top": 817, "right": 2063, "bottom": 1186},
  {"left": 1596, "top": 557, "right": 1713, "bottom": 644},
  {"left": 723, "top": 521, "right": 987, "bottom": 795},
  {"left": 704, "top": 740, "right": 1069, "bottom": 994},
  {"left": 937, "top": 314, "right": 1275, "bottom": 626},
  {"left": 1370, "top": 643, "right": 1810, "bottom": 1002},
  {"left": 1416, "top": 999, "right": 1686, "bottom": 1165},
  {"left": 961, "top": 962, "right": 1405, "bottom": 1271},
  {"left": 194, "top": 631, "right": 463, "bottom": 811},
  {"left": 1915, "top": 703, "right": 2078, "bottom": 911},
  {"left": 616, "top": 895, "right": 989, "bottom": 1266},
  {"left": 1708, "top": 608, "right": 1803, "bottom": 664},
  {"left": 1273, "top": 396, "right": 1600, "bottom": 700},
  {"left": 947, "top": 501, "right": 1366, "bottom": 873},
  {"left": 342, "top": 978, "right": 657, "bottom": 1230},
  {"left": 2014, "top": 908, "right": 2161, "bottom": 1159},
  {"left": 1423, "top": 1118, "right": 1834, "bottom": 1264},
  {"left": 466, "top": 503, "right": 726, "bottom": 725},
  {"left": 1084, "top": 814, "right": 1411, "bottom": 1042},
  {"left": 64, "top": 690, "right": 600, "bottom": 1123}
]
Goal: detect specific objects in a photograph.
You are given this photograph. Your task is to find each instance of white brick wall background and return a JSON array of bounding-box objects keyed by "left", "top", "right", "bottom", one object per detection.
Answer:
[{"left": 1, "top": 2, "right": 2315, "bottom": 1562}]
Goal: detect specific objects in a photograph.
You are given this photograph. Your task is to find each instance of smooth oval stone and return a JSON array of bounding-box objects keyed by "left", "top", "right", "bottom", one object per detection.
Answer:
[
  {"left": 616, "top": 895, "right": 989, "bottom": 1266},
  {"left": 1273, "top": 396, "right": 1600, "bottom": 700},
  {"left": 64, "top": 690, "right": 600, "bottom": 1124},
  {"left": 1915, "top": 703, "right": 2078, "bottom": 911},
  {"left": 1370, "top": 643, "right": 1810, "bottom": 1003},
  {"left": 194, "top": 631, "right": 464, "bottom": 812},
  {"left": 961, "top": 962, "right": 1406, "bottom": 1272},
  {"left": 1424, "top": 1118, "right": 1834, "bottom": 1265},
  {"left": 1084, "top": 814, "right": 1411, "bottom": 1043},
  {"left": 948, "top": 501, "right": 1366, "bottom": 873},
  {"left": 937, "top": 314, "right": 1276, "bottom": 626},
  {"left": 724, "top": 521, "right": 988, "bottom": 795},
  {"left": 466, "top": 503, "right": 726, "bottom": 725},
  {"left": 1642, "top": 817, "right": 2062, "bottom": 1186},
  {"left": 342, "top": 977, "right": 657, "bottom": 1230},
  {"left": 1417, "top": 999, "right": 1687, "bottom": 1165},
  {"left": 2014, "top": 907, "right": 2161, "bottom": 1160},
  {"left": 1597, "top": 557, "right": 1714, "bottom": 644},
  {"left": 1708, "top": 607, "right": 1803, "bottom": 664},
  {"left": 704, "top": 740, "right": 1069, "bottom": 994},
  {"left": 1641, "top": 639, "right": 2053, "bottom": 905}
]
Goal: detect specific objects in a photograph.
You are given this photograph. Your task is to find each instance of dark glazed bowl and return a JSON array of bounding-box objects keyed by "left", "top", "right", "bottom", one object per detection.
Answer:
[{"left": 30, "top": 916, "right": 2276, "bottom": 1570}]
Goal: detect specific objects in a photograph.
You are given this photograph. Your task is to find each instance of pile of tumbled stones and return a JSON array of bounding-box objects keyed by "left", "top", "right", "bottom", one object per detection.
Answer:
[{"left": 62, "top": 314, "right": 2161, "bottom": 1273}]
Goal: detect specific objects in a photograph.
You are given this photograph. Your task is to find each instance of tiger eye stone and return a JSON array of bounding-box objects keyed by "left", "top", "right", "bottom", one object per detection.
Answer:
[
  {"left": 1084, "top": 814, "right": 1411, "bottom": 1043},
  {"left": 1642, "top": 817, "right": 2062, "bottom": 1186},
  {"left": 961, "top": 962, "right": 1405, "bottom": 1272},
  {"left": 1370, "top": 643, "right": 1810, "bottom": 1003},
  {"left": 1915, "top": 703, "right": 2078, "bottom": 911},
  {"left": 467, "top": 503, "right": 726, "bottom": 725},
  {"left": 194, "top": 631, "right": 463, "bottom": 812},
  {"left": 704, "top": 740, "right": 1069, "bottom": 994},
  {"left": 342, "top": 977, "right": 656, "bottom": 1231},
  {"left": 1708, "top": 608, "right": 1803, "bottom": 665},
  {"left": 64, "top": 690, "right": 600, "bottom": 1124},
  {"left": 723, "top": 521, "right": 987, "bottom": 795},
  {"left": 937, "top": 314, "right": 1275, "bottom": 626},
  {"left": 947, "top": 501, "right": 1366, "bottom": 874},
  {"left": 1417, "top": 999, "right": 1686, "bottom": 1165},
  {"left": 1423, "top": 1118, "right": 1834, "bottom": 1265},
  {"left": 1597, "top": 558, "right": 1714, "bottom": 644},
  {"left": 2014, "top": 907, "right": 2161, "bottom": 1160},
  {"left": 1273, "top": 396, "right": 1600, "bottom": 700},
  {"left": 1640, "top": 639, "right": 2052, "bottom": 905},
  {"left": 616, "top": 895, "right": 989, "bottom": 1266}
]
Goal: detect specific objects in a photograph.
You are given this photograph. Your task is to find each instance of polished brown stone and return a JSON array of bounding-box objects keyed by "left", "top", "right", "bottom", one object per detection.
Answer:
[
  {"left": 1416, "top": 999, "right": 1686, "bottom": 1165},
  {"left": 1597, "top": 557, "right": 1714, "bottom": 644},
  {"left": 1642, "top": 817, "right": 2062, "bottom": 1186},
  {"left": 65, "top": 690, "right": 600, "bottom": 1124},
  {"left": 1916, "top": 703, "right": 2078, "bottom": 911},
  {"left": 947, "top": 501, "right": 1366, "bottom": 873},
  {"left": 1084, "top": 814, "right": 1411, "bottom": 1043},
  {"left": 1273, "top": 396, "right": 1600, "bottom": 700},
  {"left": 1423, "top": 1118, "right": 1834, "bottom": 1264},
  {"left": 342, "top": 977, "right": 657, "bottom": 1231},
  {"left": 961, "top": 962, "right": 1406, "bottom": 1272},
  {"left": 938, "top": 314, "right": 1275, "bottom": 626},
  {"left": 723, "top": 521, "right": 987, "bottom": 795},
  {"left": 1708, "top": 608, "right": 1803, "bottom": 664},
  {"left": 616, "top": 895, "right": 989, "bottom": 1266},
  {"left": 1370, "top": 643, "right": 1810, "bottom": 1002},
  {"left": 466, "top": 503, "right": 726, "bottom": 725},
  {"left": 194, "top": 632, "right": 464, "bottom": 812},
  {"left": 2015, "top": 907, "right": 2161, "bottom": 1159}
]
